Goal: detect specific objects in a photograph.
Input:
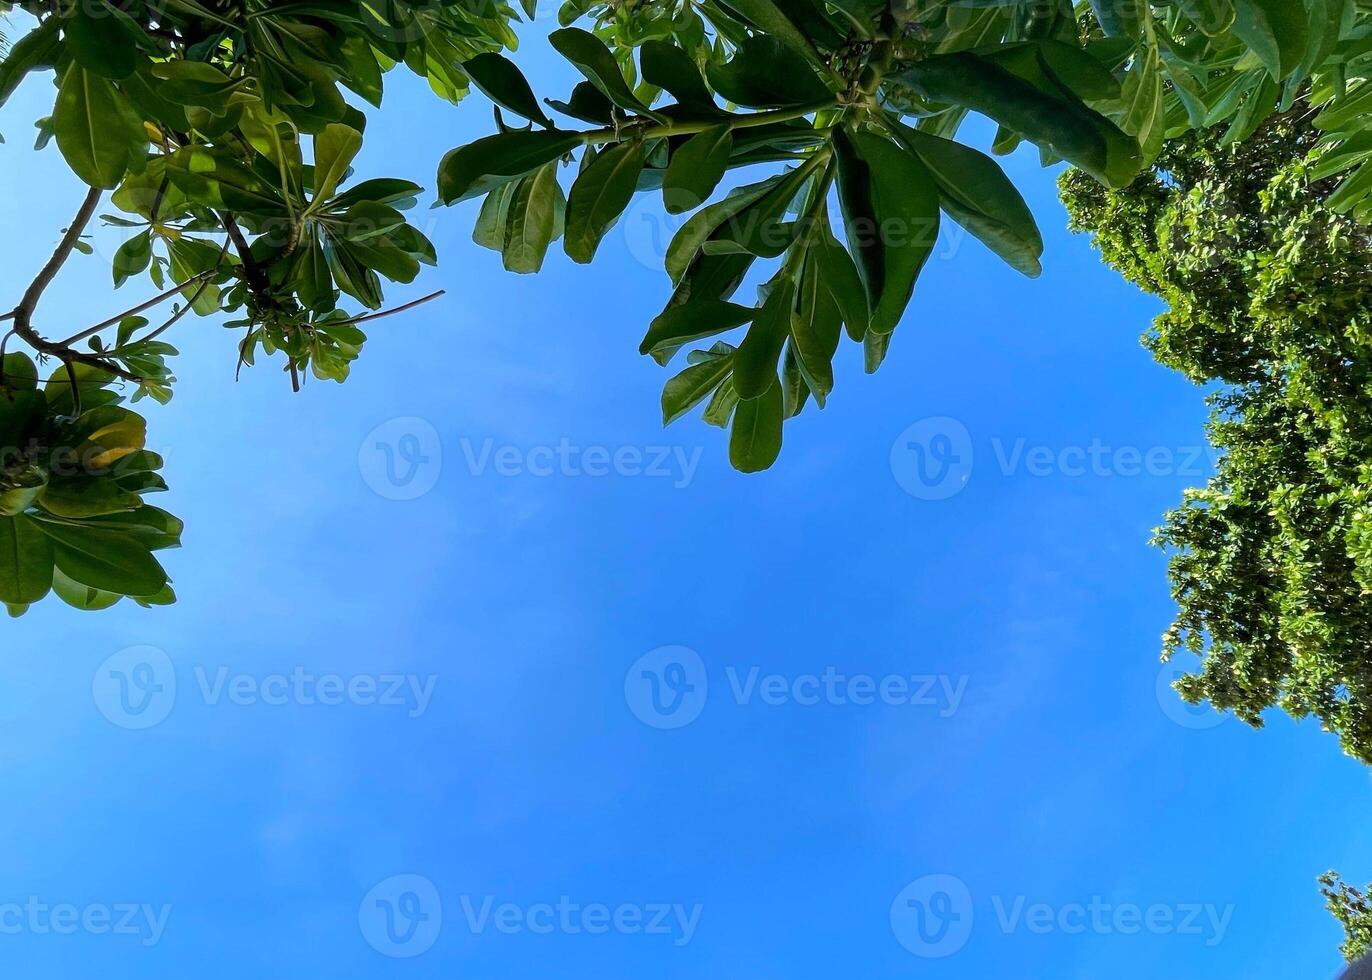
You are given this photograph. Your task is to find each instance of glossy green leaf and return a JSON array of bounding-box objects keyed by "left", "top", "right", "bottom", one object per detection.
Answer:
[
  {"left": 663, "top": 126, "right": 733, "bottom": 214},
  {"left": 52, "top": 62, "right": 146, "bottom": 189},
  {"left": 438, "top": 130, "right": 581, "bottom": 204},
  {"left": 713, "top": 0, "right": 829, "bottom": 75},
  {"left": 312, "top": 124, "right": 364, "bottom": 204},
  {"left": 641, "top": 41, "right": 717, "bottom": 113},
  {"left": 733, "top": 279, "right": 795, "bottom": 399},
  {"left": 0, "top": 19, "right": 62, "bottom": 113},
  {"left": 549, "top": 28, "right": 662, "bottom": 119},
  {"left": 834, "top": 129, "right": 940, "bottom": 336},
  {"left": 891, "top": 122, "right": 1042, "bottom": 277},
  {"left": 463, "top": 53, "right": 555, "bottom": 127},
  {"left": 706, "top": 35, "right": 833, "bottom": 109},
  {"left": 662, "top": 351, "right": 735, "bottom": 425},
  {"left": 894, "top": 52, "right": 1142, "bottom": 188},
  {"left": 0, "top": 516, "right": 53, "bottom": 605},
  {"left": 565, "top": 139, "right": 646, "bottom": 263},
  {"left": 50, "top": 566, "right": 122, "bottom": 611},
  {"left": 728, "top": 375, "right": 783, "bottom": 472},
  {"left": 1233, "top": 0, "right": 1310, "bottom": 80},
  {"left": 34, "top": 518, "right": 167, "bottom": 598},
  {"left": 113, "top": 229, "right": 154, "bottom": 287},
  {"left": 66, "top": 1, "right": 139, "bottom": 79},
  {"left": 665, "top": 177, "right": 778, "bottom": 284},
  {"left": 39, "top": 478, "right": 142, "bottom": 519},
  {"left": 503, "top": 164, "right": 564, "bottom": 274},
  {"left": 640, "top": 300, "right": 754, "bottom": 357}
]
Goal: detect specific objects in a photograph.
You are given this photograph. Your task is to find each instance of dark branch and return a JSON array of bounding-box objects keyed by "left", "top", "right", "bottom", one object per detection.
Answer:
[{"left": 8, "top": 187, "right": 143, "bottom": 384}]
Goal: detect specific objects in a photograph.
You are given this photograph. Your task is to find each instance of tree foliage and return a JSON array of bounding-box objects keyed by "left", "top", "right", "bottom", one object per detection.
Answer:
[
  {"left": 1062, "top": 109, "right": 1372, "bottom": 765},
  {"left": 1322, "top": 871, "right": 1372, "bottom": 964},
  {"left": 0, "top": 0, "right": 1369, "bottom": 613}
]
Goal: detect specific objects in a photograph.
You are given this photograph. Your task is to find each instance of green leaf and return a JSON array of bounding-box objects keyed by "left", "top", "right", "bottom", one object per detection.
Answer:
[
  {"left": 549, "top": 28, "right": 662, "bottom": 120},
  {"left": 0, "top": 515, "right": 53, "bottom": 605},
  {"left": 714, "top": 161, "right": 817, "bottom": 259},
  {"left": 66, "top": 1, "right": 138, "bottom": 79},
  {"left": 890, "top": 122, "right": 1042, "bottom": 278},
  {"left": 0, "top": 19, "right": 62, "bottom": 113},
  {"left": 166, "top": 238, "right": 223, "bottom": 315},
  {"left": 706, "top": 35, "right": 833, "bottom": 109},
  {"left": 641, "top": 41, "right": 718, "bottom": 113},
  {"left": 1, "top": 353, "right": 39, "bottom": 393},
  {"left": 332, "top": 178, "right": 424, "bottom": 209},
  {"left": 33, "top": 518, "right": 167, "bottom": 598},
  {"left": 1232, "top": 0, "right": 1310, "bottom": 80},
  {"left": 463, "top": 53, "right": 554, "bottom": 127},
  {"left": 546, "top": 82, "right": 616, "bottom": 126},
  {"left": 663, "top": 126, "right": 733, "bottom": 214},
  {"left": 863, "top": 329, "right": 891, "bottom": 374},
  {"left": 44, "top": 504, "right": 183, "bottom": 552},
  {"left": 50, "top": 565, "right": 121, "bottom": 611},
  {"left": 662, "top": 351, "right": 735, "bottom": 425},
  {"left": 729, "top": 375, "right": 783, "bottom": 472},
  {"left": 52, "top": 62, "right": 146, "bottom": 189},
  {"left": 813, "top": 213, "right": 870, "bottom": 340},
  {"left": 44, "top": 363, "right": 115, "bottom": 418},
  {"left": 39, "top": 478, "right": 142, "bottom": 519},
  {"left": 565, "top": 139, "right": 646, "bottom": 263},
  {"left": 113, "top": 229, "right": 153, "bottom": 287},
  {"left": 733, "top": 279, "right": 795, "bottom": 399},
  {"left": 780, "top": 343, "right": 809, "bottom": 419},
  {"left": 312, "top": 123, "right": 364, "bottom": 205},
  {"left": 713, "top": 0, "right": 830, "bottom": 76},
  {"left": 438, "top": 130, "right": 581, "bottom": 204},
  {"left": 1088, "top": 0, "right": 1146, "bottom": 39},
  {"left": 1177, "top": 0, "right": 1236, "bottom": 35},
  {"left": 474, "top": 182, "right": 517, "bottom": 251},
  {"left": 834, "top": 129, "right": 940, "bottom": 336},
  {"left": 665, "top": 177, "right": 778, "bottom": 284},
  {"left": 1118, "top": 42, "right": 1165, "bottom": 168},
  {"left": 640, "top": 300, "right": 755, "bottom": 357},
  {"left": 894, "top": 52, "right": 1142, "bottom": 188},
  {"left": 791, "top": 249, "right": 842, "bottom": 402},
  {"left": 703, "top": 378, "right": 740, "bottom": 428},
  {"left": 164, "top": 146, "right": 286, "bottom": 214},
  {"left": 503, "top": 164, "right": 564, "bottom": 274}
]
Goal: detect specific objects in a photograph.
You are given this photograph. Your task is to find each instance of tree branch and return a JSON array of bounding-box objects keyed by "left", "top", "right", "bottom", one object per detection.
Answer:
[{"left": 8, "top": 187, "right": 143, "bottom": 384}]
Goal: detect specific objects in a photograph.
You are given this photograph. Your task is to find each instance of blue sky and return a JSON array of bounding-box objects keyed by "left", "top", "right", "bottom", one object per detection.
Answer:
[{"left": 2, "top": 15, "right": 1370, "bottom": 979}]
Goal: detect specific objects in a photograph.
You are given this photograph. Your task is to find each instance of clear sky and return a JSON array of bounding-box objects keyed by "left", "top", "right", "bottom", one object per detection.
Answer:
[{"left": 2, "top": 15, "right": 1370, "bottom": 979}]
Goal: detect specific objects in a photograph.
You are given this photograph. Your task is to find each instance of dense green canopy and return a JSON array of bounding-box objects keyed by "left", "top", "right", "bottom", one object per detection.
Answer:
[
  {"left": 1062, "top": 111, "right": 1372, "bottom": 764},
  {"left": 1324, "top": 872, "right": 1372, "bottom": 964}
]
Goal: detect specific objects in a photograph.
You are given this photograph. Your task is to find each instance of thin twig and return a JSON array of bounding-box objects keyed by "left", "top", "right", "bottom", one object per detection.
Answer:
[
  {"left": 337, "top": 289, "right": 446, "bottom": 327},
  {"left": 57, "top": 270, "right": 216, "bottom": 348},
  {"left": 108, "top": 239, "right": 232, "bottom": 353}
]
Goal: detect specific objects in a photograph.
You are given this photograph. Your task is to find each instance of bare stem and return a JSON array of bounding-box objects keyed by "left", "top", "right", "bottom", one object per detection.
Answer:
[
  {"left": 57, "top": 270, "right": 216, "bottom": 348},
  {"left": 337, "top": 289, "right": 446, "bottom": 327}
]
